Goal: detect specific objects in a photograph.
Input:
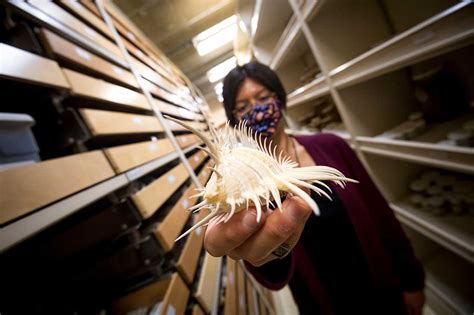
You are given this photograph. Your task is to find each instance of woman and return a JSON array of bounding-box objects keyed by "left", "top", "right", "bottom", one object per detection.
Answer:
[{"left": 203, "top": 61, "right": 425, "bottom": 315}]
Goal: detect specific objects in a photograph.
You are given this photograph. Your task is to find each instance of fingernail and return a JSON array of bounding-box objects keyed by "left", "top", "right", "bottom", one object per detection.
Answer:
[
  {"left": 243, "top": 211, "right": 259, "bottom": 229},
  {"left": 287, "top": 200, "right": 307, "bottom": 221}
]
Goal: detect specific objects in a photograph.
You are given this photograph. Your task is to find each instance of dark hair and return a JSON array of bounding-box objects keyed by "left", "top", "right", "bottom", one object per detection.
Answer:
[{"left": 222, "top": 61, "right": 287, "bottom": 126}]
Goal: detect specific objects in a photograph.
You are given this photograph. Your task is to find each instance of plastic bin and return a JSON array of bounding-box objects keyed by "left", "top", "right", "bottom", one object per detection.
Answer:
[{"left": 0, "top": 112, "right": 40, "bottom": 164}]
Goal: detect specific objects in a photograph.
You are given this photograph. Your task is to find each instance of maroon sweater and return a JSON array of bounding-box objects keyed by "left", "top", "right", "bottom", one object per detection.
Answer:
[{"left": 245, "top": 133, "right": 424, "bottom": 314}]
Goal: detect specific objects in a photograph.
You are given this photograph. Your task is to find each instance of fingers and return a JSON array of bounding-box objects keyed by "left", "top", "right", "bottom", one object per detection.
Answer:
[
  {"left": 204, "top": 207, "right": 266, "bottom": 257},
  {"left": 229, "top": 196, "right": 312, "bottom": 266}
]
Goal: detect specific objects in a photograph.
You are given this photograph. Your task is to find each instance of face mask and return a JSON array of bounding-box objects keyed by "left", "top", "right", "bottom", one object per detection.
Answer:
[{"left": 242, "top": 98, "right": 282, "bottom": 138}]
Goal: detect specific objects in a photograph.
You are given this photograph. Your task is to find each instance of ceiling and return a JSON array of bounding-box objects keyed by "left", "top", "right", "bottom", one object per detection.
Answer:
[{"left": 113, "top": 0, "right": 238, "bottom": 116}]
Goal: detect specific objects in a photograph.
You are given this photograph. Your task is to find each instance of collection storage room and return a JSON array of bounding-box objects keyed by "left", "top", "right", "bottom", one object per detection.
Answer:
[{"left": 0, "top": 1, "right": 472, "bottom": 314}]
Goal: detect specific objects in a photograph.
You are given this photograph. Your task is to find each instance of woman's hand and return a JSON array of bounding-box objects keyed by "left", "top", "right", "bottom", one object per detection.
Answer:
[
  {"left": 403, "top": 290, "right": 425, "bottom": 315},
  {"left": 204, "top": 196, "right": 312, "bottom": 266}
]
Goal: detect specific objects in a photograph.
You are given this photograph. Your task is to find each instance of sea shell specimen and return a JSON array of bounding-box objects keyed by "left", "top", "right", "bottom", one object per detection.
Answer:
[{"left": 165, "top": 116, "right": 358, "bottom": 241}]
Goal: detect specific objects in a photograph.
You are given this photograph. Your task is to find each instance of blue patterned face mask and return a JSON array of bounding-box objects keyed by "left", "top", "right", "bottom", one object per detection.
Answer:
[{"left": 242, "top": 99, "right": 282, "bottom": 137}]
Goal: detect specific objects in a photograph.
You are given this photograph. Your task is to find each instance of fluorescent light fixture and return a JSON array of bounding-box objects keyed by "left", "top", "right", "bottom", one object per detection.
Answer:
[
  {"left": 214, "top": 82, "right": 224, "bottom": 102},
  {"left": 193, "top": 15, "right": 237, "bottom": 56},
  {"left": 214, "top": 82, "right": 223, "bottom": 94},
  {"left": 207, "top": 57, "right": 236, "bottom": 83}
]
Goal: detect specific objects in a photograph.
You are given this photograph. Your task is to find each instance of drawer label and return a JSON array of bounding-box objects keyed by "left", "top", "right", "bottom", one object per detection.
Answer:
[
  {"left": 112, "top": 65, "right": 124, "bottom": 75},
  {"left": 132, "top": 117, "right": 142, "bottom": 124},
  {"left": 75, "top": 47, "right": 91, "bottom": 61},
  {"left": 126, "top": 32, "right": 136, "bottom": 41},
  {"left": 181, "top": 199, "right": 189, "bottom": 208},
  {"left": 195, "top": 226, "right": 202, "bottom": 236},
  {"left": 167, "top": 174, "right": 176, "bottom": 183},
  {"left": 84, "top": 26, "right": 98, "bottom": 38}
]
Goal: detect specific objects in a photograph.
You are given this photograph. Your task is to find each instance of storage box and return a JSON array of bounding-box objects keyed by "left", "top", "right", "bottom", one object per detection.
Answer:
[{"left": 0, "top": 112, "right": 40, "bottom": 164}]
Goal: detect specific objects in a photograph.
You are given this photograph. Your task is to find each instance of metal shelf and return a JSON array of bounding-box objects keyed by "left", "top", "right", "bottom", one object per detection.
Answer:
[
  {"left": 8, "top": 1, "right": 128, "bottom": 68},
  {"left": 330, "top": 2, "right": 474, "bottom": 89},
  {"left": 0, "top": 174, "right": 128, "bottom": 252},
  {"left": 392, "top": 200, "right": 474, "bottom": 264},
  {"left": 423, "top": 248, "right": 474, "bottom": 314},
  {"left": 287, "top": 75, "right": 329, "bottom": 107},
  {"left": 0, "top": 143, "right": 200, "bottom": 253},
  {"left": 269, "top": 15, "right": 302, "bottom": 69},
  {"left": 358, "top": 136, "right": 474, "bottom": 175}
]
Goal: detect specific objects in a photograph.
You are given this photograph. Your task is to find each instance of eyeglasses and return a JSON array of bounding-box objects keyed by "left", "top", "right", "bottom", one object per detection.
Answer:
[{"left": 233, "top": 91, "right": 275, "bottom": 118}]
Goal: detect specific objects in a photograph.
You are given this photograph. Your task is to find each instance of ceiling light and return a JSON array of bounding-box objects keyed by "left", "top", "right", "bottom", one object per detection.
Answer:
[
  {"left": 207, "top": 57, "right": 236, "bottom": 83},
  {"left": 214, "top": 82, "right": 224, "bottom": 102},
  {"left": 193, "top": 15, "right": 237, "bottom": 56}
]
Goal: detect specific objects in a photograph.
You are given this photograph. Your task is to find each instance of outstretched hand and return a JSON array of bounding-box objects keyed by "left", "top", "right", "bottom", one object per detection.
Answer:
[{"left": 204, "top": 196, "right": 312, "bottom": 266}]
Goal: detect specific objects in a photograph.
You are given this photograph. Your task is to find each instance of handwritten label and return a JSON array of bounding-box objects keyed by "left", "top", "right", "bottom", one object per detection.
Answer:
[
  {"left": 167, "top": 174, "right": 176, "bottom": 183},
  {"left": 132, "top": 117, "right": 142, "bottom": 124},
  {"left": 112, "top": 65, "right": 124, "bottom": 75},
  {"left": 70, "top": 1, "right": 82, "bottom": 10},
  {"left": 181, "top": 200, "right": 189, "bottom": 208},
  {"left": 75, "top": 47, "right": 91, "bottom": 61},
  {"left": 136, "top": 49, "right": 144, "bottom": 57},
  {"left": 84, "top": 26, "right": 98, "bottom": 38},
  {"left": 126, "top": 32, "right": 136, "bottom": 40}
]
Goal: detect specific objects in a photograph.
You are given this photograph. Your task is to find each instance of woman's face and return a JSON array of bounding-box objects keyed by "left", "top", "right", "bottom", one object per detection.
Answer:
[{"left": 233, "top": 78, "right": 275, "bottom": 121}]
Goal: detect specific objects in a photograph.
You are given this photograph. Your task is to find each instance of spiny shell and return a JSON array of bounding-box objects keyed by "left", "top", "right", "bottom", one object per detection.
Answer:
[{"left": 165, "top": 116, "right": 358, "bottom": 241}]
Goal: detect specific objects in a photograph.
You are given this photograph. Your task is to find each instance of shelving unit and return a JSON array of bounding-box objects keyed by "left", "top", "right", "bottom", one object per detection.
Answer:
[
  {"left": 1, "top": 1, "right": 278, "bottom": 314},
  {"left": 248, "top": 0, "right": 474, "bottom": 313}
]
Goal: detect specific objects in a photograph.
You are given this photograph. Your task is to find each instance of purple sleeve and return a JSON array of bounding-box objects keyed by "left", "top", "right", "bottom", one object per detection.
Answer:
[
  {"left": 330, "top": 135, "right": 425, "bottom": 291},
  {"left": 243, "top": 250, "right": 295, "bottom": 290}
]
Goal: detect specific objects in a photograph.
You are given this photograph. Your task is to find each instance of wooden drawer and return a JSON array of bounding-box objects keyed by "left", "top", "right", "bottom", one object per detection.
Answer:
[
  {"left": 246, "top": 277, "right": 259, "bottom": 315},
  {"left": 188, "top": 121, "right": 208, "bottom": 131},
  {"left": 188, "top": 150, "right": 207, "bottom": 170},
  {"left": 0, "top": 43, "right": 69, "bottom": 89},
  {"left": 28, "top": 1, "right": 123, "bottom": 60},
  {"left": 195, "top": 253, "right": 222, "bottom": 313},
  {"left": 175, "top": 210, "right": 207, "bottom": 284},
  {"left": 176, "top": 134, "right": 200, "bottom": 149},
  {"left": 165, "top": 118, "right": 188, "bottom": 132},
  {"left": 262, "top": 287, "right": 275, "bottom": 310},
  {"left": 258, "top": 294, "right": 268, "bottom": 315},
  {"left": 40, "top": 29, "right": 138, "bottom": 89},
  {"left": 198, "top": 161, "right": 213, "bottom": 186},
  {"left": 0, "top": 151, "right": 114, "bottom": 224},
  {"left": 155, "top": 99, "right": 201, "bottom": 121},
  {"left": 224, "top": 259, "right": 238, "bottom": 315},
  {"left": 63, "top": 68, "right": 149, "bottom": 111},
  {"left": 142, "top": 79, "right": 170, "bottom": 101},
  {"left": 236, "top": 263, "right": 247, "bottom": 315},
  {"left": 79, "top": 1, "right": 146, "bottom": 53},
  {"left": 59, "top": 1, "right": 112, "bottom": 39},
  {"left": 15, "top": 200, "right": 141, "bottom": 260},
  {"left": 154, "top": 183, "right": 197, "bottom": 252},
  {"left": 80, "top": 108, "right": 162, "bottom": 136},
  {"left": 112, "top": 273, "right": 189, "bottom": 315},
  {"left": 104, "top": 138, "right": 174, "bottom": 173},
  {"left": 131, "top": 163, "right": 189, "bottom": 218},
  {"left": 192, "top": 304, "right": 205, "bottom": 315}
]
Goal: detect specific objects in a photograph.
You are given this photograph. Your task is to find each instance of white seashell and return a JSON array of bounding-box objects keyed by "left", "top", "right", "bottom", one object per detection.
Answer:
[{"left": 165, "top": 116, "right": 358, "bottom": 241}]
